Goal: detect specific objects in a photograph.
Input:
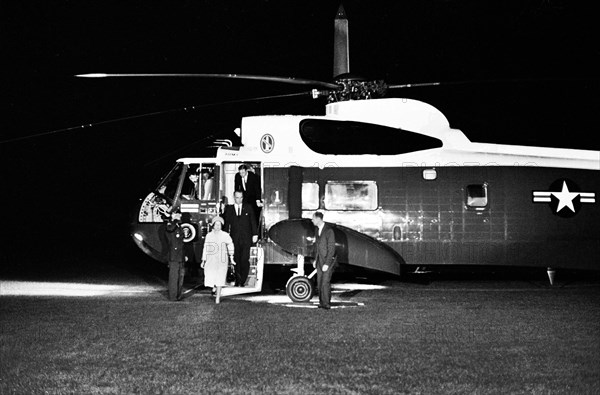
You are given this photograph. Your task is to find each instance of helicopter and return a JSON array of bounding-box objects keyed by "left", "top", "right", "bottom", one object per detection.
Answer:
[{"left": 77, "top": 4, "right": 599, "bottom": 302}]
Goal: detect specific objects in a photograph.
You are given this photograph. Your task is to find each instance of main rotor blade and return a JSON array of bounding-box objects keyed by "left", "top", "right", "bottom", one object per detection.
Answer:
[
  {"left": 75, "top": 73, "right": 341, "bottom": 90},
  {"left": 388, "top": 77, "right": 600, "bottom": 90},
  {"left": 0, "top": 91, "right": 313, "bottom": 144},
  {"left": 387, "top": 82, "right": 441, "bottom": 89}
]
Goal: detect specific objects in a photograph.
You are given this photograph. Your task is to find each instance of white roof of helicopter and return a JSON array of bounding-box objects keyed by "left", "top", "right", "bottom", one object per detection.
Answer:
[{"left": 182, "top": 98, "right": 599, "bottom": 170}]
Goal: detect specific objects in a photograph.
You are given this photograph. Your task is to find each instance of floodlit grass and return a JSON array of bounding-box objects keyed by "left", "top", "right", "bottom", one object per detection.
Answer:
[{"left": 1, "top": 283, "right": 599, "bottom": 394}]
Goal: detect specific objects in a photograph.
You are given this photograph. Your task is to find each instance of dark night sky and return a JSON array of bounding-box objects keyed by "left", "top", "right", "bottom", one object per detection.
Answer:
[{"left": 2, "top": 1, "right": 599, "bottom": 269}]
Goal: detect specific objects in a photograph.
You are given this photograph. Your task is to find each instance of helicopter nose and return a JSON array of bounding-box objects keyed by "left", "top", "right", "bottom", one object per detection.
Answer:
[{"left": 130, "top": 224, "right": 166, "bottom": 263}]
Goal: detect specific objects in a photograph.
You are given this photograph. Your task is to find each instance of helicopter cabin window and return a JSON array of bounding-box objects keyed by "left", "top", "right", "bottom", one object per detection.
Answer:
[
  {"left": 299, "top": 119, "right": 442, "bottom": 155},
  {"left": 466, "top": 184, "right": 488, "bottom": 210},
  {"left": 324, "top": 181, "right": 378, "bottom": 211},
  {"left": 302, "top": 182, "right": 319, "bottom": 210}
]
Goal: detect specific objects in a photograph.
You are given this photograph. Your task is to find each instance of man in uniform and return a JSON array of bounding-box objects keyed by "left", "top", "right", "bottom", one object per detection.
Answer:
[
  {"left": 312, "top": 211, "right": 337, "bottom": 309},
  {"left": 165, "top": 210, "right": 185, "bottom": 301}
]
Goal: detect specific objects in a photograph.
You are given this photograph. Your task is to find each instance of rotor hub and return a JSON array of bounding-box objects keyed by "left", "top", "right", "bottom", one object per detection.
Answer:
[{"left": 323, "top": 76, "right": 388, "bottom": 103}]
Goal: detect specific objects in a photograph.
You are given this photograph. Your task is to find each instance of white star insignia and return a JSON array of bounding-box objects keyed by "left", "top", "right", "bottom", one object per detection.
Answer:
[
  {"left": 551, "top": 181, "right": 578, "bottom": 213},
  {"left": 532, "top": 181, "right": 595, "bottom": 215}
]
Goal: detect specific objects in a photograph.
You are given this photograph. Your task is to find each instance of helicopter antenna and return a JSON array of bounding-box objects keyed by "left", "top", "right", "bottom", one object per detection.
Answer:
[{"left": 333, "top": 4, "right": 350, "bottom": 78}]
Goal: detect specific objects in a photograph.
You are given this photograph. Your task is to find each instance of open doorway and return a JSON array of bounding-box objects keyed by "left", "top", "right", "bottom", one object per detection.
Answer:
[{"left": 220, "top": 162, "right": 263, "bottom": 224}]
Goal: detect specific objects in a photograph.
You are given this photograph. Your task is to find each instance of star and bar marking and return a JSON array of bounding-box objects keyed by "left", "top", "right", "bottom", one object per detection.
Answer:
[{"left": 532, "top": 179, "right": 595, "bottom": 216}]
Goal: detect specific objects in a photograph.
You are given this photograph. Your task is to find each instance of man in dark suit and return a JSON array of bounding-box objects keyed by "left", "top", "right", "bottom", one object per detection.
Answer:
[
  {"left": 223, "top": 191, "right": 258, "bottom": 286},
  {"left": 312, "top": 211, "right": 337, "bottom": 309},
  {"left": 234, "top": 164, "right": 262, "bottom": 221}
]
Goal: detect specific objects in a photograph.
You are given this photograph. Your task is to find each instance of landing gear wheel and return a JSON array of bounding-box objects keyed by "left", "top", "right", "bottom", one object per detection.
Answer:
[
  {"left": 286, "top": 276, "right": 314, "bottom": 303},
  {"left": 168, "top": 261, "right": 185, "bottom": 301}
]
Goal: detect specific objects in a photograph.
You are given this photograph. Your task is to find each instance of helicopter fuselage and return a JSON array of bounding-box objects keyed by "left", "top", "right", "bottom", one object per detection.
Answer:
[{"left": 131, "top": 98, "right": 599, "bottom": 276}]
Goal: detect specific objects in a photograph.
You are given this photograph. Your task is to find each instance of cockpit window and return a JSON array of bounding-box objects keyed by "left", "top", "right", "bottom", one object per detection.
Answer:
[
  {"left": 180, "top": 164, "right": 217, "bottom": 201},
  {"left": 180, "top": 164, "right": 200, "bottom": 200},
  {"left": 200, "top": 165, "right": 216, "bottom": 201},
  {"left": 300, "top": 119, "right": 442, "bottom": 155},
  {"left": 156, "top": 163, "right": 184, "bottom": 202},
  {"left": 139, "top": 162, "right": 217, "bottom": 224},
  {"left": 139, "top": 163, "right": 184, "bottom": 223}
]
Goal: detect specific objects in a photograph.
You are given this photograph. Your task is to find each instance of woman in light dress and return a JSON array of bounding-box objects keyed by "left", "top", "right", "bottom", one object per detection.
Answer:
[{"left": 201, "top": 216, "right": 235, "bottom": 303}]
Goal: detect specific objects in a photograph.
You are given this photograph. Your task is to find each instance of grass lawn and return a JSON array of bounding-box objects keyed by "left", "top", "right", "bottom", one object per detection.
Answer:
[{"left": 1, "top": 280, "right": 599, "bottom": 394}]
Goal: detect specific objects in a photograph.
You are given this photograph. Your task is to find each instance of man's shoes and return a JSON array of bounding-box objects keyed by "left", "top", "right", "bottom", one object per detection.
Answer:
[{"left": 317, "top": 305, "right": 331, "bottom": 310}]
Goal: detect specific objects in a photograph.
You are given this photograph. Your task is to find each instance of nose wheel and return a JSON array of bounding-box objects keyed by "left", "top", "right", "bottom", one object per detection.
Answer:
[{"left": 285, "top": 276, "right": 314, "bottom": 303}]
